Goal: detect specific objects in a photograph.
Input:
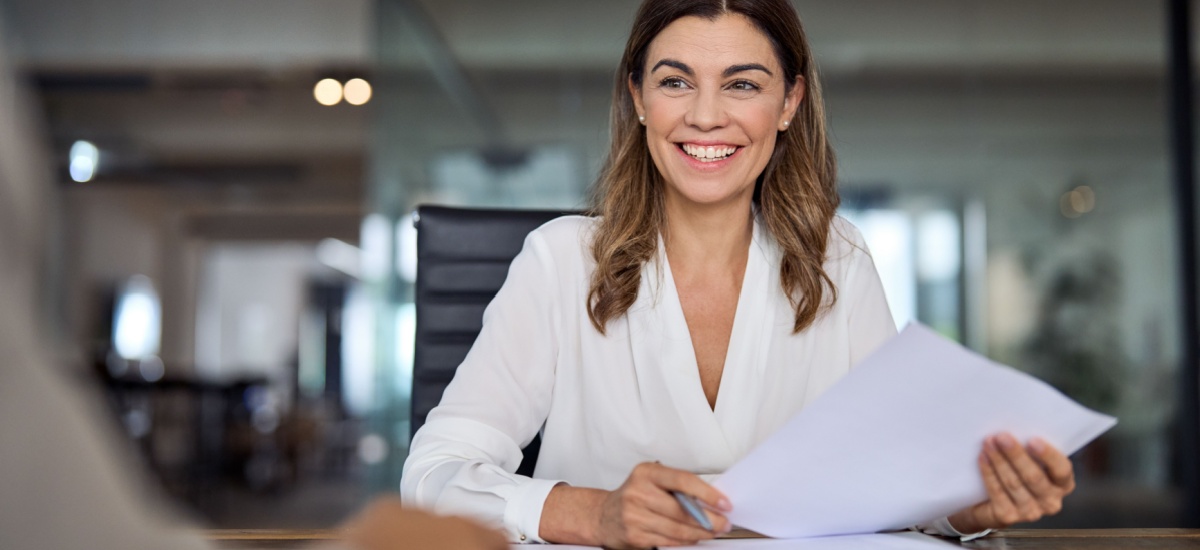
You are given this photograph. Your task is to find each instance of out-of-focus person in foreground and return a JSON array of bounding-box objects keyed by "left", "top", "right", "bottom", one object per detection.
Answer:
[{"left": 0, "top": 13, "right": 506, "bottom": 550}]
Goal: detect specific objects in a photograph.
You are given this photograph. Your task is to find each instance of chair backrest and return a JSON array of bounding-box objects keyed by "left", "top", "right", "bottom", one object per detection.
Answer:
[{"left": 412, "top": 205, "right": 578, "bottom": 476}]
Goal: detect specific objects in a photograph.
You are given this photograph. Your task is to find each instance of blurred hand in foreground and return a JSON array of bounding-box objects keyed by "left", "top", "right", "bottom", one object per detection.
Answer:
[{"left": 342, "top": 496, "right": 508, "bottom": 550}]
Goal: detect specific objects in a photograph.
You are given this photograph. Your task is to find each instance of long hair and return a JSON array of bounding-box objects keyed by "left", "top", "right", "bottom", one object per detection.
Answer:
[{"left": 587, "top": 0, "right": 840, "bottom": 335}]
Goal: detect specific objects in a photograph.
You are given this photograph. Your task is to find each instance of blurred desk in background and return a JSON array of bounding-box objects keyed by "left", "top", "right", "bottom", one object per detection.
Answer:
[
  {"left": 207, "top": 529, "right": 338, "bottom": 548},
  {"left": 205, "top": 528, "right": 1200, "bottom": 549}
]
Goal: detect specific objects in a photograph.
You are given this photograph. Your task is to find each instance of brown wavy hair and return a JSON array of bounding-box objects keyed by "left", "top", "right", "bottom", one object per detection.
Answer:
[{"left": 587, "top": 0, "right": 840, "bottom": 335}]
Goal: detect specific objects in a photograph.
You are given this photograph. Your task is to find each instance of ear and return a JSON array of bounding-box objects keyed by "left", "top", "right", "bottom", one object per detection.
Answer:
[
  {"left": 780, "top": 75, "right": 806, "bottom": 131},
  {"left": 628, "top": 73, "right": 646, "bottom": 124}
]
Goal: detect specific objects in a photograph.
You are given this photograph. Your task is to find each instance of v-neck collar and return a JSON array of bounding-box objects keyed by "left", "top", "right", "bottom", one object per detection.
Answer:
[{"left": 625, "top": 214, "right": 779, "bottom": 463}]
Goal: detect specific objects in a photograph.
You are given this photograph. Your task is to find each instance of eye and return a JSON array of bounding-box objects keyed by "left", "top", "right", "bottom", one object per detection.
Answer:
[
  {"left": 728, "top": 80, "right": 761, "bottom": 92},
  {"left": 658, "top": 76, "right": 692, "bottom": 90}
]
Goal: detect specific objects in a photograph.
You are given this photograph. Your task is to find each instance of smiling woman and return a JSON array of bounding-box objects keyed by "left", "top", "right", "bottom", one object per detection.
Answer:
[{"left": 400, "top": 1, "right": 1078, "bottom": 548}]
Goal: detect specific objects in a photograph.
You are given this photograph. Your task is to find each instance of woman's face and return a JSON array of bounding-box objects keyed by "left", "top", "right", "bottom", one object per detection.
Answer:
[{"left": 631, "top": 13, "right": 804, "bottom": 212}]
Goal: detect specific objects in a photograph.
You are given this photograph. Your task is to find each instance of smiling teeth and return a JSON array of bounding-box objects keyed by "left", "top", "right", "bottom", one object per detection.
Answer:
[{"left": 682, "top": 144, "right": 737, "bottom": 162}]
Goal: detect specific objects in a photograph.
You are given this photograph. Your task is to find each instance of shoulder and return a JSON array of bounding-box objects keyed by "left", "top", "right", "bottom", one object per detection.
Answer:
[
  {"left": 527, "top": 214, "right": 597, "bottom": 250},
  {"left": 528, "top": 214, "right": 597, "bottom": 258},
  {"left": 756, "top": 213, "right": 870, "bottom": 267},
  {"left": 827, "top": 215, "right": 869, "bottom": 252},
  {"left": 519, "top": 214, "right": 597, "bottom": 279},
  {"left": 825, "top": 215, "right": 872, "bottom": 263},
  {"left": 820, "top": 215, "right": 879, "bottom": 284}
]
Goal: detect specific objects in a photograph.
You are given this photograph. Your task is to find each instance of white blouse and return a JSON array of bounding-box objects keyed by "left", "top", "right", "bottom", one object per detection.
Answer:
[{"left": 401, "top": 214, "right": 899, "bottom": 543}]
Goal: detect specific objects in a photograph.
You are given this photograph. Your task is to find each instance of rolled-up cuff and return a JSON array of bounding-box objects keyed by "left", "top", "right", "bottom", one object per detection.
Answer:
[
  {"left": 503, "top": 478, "right": 564, "bottom": 544},
  {"left": 915, "top": 516, "right": 992, "bottom": 542}
]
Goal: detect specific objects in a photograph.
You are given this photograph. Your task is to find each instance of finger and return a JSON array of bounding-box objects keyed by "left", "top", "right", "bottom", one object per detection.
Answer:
[
  {"left": 1018, "top": 438, "right": 1071, "bottom": 515},
  {"left": 646, "top": 464, "right": 732, "bottom": 513},
  {"left": 649, "top": 490, "right": 731, "bottom": 533},
  {"left": 986, "top": 436, "right": 1042, "bottom": 521},
  {"left": 1028, "top": 438, "right": 1076, "bottom": 491},
  {"left": 624, "top": 467, "right": 721, "bottom": 541},
  {"left": 704, "top": 509, "right": 732, "bottom": 534},
  {"left": 995, "top": 434, "right": 1057, "bottom": 499},
  {"left": 643, "top": 516, "right": 713, "bottom": 545},
  {"left": 978, "top": 450, "right": 1021, "bottom": 527},
  {"left": 640, "top": 492, "right": 721, "bottom": 539},
  {"left": 998, "top": 434, "right": 1069, "bottom": 517},
  {"left": 649, "top": 496, "right": 729, "bottom": 534},
  {"left": 622, "top": 500, "right": 708, "bottom": 546}
]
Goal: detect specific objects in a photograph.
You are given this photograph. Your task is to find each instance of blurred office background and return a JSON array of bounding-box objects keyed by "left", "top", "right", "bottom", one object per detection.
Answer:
[{"left": 0, "top": 0, "right": 1196, "bottom": 530}]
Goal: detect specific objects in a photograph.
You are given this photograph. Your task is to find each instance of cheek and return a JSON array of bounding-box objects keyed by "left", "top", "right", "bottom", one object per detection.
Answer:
[
  {"left": 741, "top": 102, "right": 785, "bottom": 138},
  {"left": 643, "top": 97, "right": 680, "bottom": 131}
]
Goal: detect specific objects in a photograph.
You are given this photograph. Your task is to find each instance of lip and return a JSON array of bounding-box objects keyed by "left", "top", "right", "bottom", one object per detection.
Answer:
[
  {"left": 679, "top": 140, "right": 741, "bottom": 147},
  {"left": 673, "top": 141, "right": 744, "bottom": 171}
]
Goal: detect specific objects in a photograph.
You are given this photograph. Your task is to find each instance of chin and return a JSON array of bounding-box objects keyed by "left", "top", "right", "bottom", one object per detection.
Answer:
[{"left": 671, "top": 187, "right": 753, "bottom": 209}]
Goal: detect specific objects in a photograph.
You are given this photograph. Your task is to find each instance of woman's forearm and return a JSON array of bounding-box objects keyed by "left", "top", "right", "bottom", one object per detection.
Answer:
[{"left": 538, "top": 485, "right": 608, "bottom": 545}]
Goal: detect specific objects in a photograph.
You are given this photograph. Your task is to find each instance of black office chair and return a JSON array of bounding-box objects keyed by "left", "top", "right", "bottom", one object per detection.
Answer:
[{"left": 411, "top": 205, "right": 579, "bottom": 477}]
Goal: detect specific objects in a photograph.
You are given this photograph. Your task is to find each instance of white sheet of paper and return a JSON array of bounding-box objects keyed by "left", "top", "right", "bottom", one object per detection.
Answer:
[
  {"left": 714, "top": 323, "right": 1117, "bottom": 539},
  {"left": 508, "top": 531, "right": 957, "bottom": 549},
  {"left": 681, "top": 532, "right": 962, "bottom": 549}
]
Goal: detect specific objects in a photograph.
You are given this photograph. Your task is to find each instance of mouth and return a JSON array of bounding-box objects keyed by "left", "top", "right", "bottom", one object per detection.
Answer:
[{"left": 677, "top": 143, "right": 742, "bottom": 163}]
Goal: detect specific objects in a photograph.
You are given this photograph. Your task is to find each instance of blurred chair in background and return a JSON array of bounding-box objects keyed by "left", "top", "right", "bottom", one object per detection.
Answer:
[{"left": 411, "top": 205, "right": 578, "bottom": 476}]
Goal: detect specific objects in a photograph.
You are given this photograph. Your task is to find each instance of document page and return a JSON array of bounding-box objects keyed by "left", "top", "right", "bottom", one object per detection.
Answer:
[
  {"left": 714, "top": 323, "right": 1117, "bottom": 539},
  {"left": 681, "top": 531, "right": 961, "bottom": 549},
  {"left": 516, "top": 531, "right": 959, "bottom": 549}
]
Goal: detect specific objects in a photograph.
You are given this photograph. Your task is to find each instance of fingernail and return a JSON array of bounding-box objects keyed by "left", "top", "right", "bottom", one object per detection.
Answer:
[
  {"left": 721, "top": 523, "right": 733, "bottom": 534},
  {"left": 998, "top": 434, "right": 1017, "bottom": 449},
  {"left": 718, "top": 497, "right": 732, "bottom": 512},
  {"left": 1029, "top": 438, "right": 1046, "bottom": 453}
]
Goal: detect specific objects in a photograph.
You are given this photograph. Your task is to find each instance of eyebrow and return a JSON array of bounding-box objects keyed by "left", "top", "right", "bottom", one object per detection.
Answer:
[
  {"left": 723, "top": 63, "right": 773, "bottom": 77},
  {"left": 651, "top": 59, "right": 693, "bottom": 76},
  {"left": 650, "top": 59, "right": 775, "bottom": 78}
]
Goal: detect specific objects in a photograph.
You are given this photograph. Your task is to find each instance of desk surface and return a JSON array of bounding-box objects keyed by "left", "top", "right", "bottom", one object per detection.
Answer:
[{"left": 206, "top": 529, "right": 1200, "bottom": 549}]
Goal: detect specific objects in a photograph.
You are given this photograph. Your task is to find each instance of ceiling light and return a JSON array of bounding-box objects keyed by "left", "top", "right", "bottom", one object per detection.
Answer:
[
  {"left": 1073, "top": 185, "right": 1096, "bottom": 213},
  {"left": 69, "top": 140, "right": 99, "bottom": 182},
  {"left": 344, "top": 78, "right": 372, "bottom": 106},
  {"left": 314, "top": 78, "right": 343, "bottom": 106}
]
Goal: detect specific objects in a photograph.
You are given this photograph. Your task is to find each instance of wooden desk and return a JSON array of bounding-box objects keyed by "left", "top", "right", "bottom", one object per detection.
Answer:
[
  {"left": 962, "top": 529, "right": 1200, "bottom": 549},
  {"left": 207, "top": 529, "right": 1200, "bottom": 549}
]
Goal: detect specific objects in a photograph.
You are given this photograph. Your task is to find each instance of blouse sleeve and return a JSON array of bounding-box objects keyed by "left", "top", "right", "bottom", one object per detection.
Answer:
[{"left": 400, "top": 228, "right": 564, "bottom": 543}]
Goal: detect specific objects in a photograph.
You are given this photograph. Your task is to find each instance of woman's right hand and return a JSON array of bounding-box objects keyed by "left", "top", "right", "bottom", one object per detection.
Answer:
[{"left": 596, "top": 462, "right": 732, "bottom": 549}]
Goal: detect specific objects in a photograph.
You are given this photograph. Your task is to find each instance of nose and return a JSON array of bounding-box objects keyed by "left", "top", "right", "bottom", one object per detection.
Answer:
[{"left": 683, "top": 88, "right": 728, "bottom": 131}]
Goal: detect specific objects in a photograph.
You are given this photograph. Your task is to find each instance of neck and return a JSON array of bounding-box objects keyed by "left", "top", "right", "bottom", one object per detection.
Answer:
[{"left": 662, "top": 194, "right": 755, "bottom": 276}]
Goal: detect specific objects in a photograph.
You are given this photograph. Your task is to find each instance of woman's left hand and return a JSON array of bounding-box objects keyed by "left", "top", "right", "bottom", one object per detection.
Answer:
[{"left": 947, "top": 432, "right": 1076, "bottom": 534}]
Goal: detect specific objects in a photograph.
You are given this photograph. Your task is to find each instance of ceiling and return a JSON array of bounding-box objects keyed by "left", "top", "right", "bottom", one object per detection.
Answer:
[
  {"left": 0, "top": 0, "right": 1180, "bottom": 225},
  {"left": 0, "top": 0, "right": 1185, "bottom": 365}
]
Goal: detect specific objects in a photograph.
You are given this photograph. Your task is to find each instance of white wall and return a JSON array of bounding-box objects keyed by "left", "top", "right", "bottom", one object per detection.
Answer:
[
  {"left": 194, "top": 243, "right": 317, "bottom": 386},
  {"left": 4, "top": 0, "right": 371, "bottom": 68}
]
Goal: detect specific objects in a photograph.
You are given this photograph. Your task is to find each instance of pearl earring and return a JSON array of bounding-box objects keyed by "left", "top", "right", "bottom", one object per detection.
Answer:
[
  {"left": 783, "top": 121, "right": 790, "bottom": 127},
  {"left": 639, "top": 115, "right": 645, "bottom": 123}
]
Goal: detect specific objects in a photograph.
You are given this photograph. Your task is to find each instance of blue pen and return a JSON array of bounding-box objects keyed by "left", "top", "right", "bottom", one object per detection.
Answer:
[{"left": 670, "top": 490, "right": 714, "bottom": 531}]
